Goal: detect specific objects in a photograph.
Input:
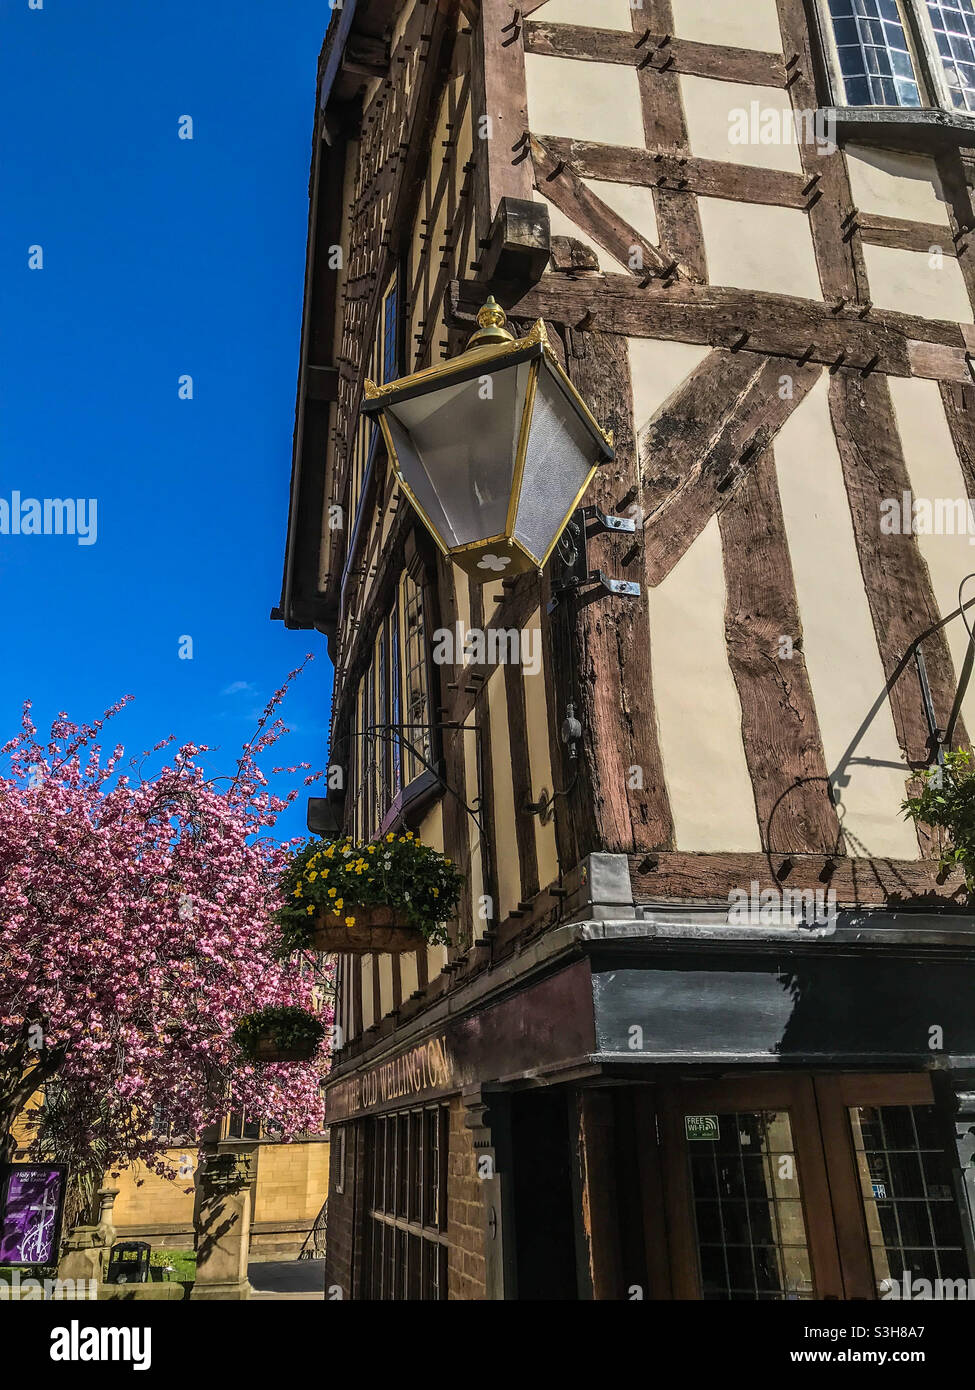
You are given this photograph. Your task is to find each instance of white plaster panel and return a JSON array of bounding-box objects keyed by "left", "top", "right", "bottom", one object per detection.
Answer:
[
  {"left": 845, "top": 144, "right": 950, "bottom": 226},
  {"left": 888, "top": 376, "right": 975, "bottom": 739},
  {"left": 681, "top": 76, "right": 803, "bottom": 172},
  {"left": 862, "top": 243, "right": 974, "bottom": 324},
  {"left": 536, "top": 0, "right": 635, "bottom": 29},
  {"left": 775, "top": 376, "right": 919, "bottom": 859},
  {"left": 537, "top": 178, "right": 658, "bottom": 274},
  {"left": 672, "top": 0, "right": 784, "bottom": 52},
  {"left": 627, "top": 338, "right": 711, "bottom": 433},
  {"left": 698, "top": 197, "right": 822, "bottom": 300},
  {"left": 647, "top": 517, "right": 763, "bottom": 852},
  {"left": 525, "top": 54, "right": 646, "bottom": 147}
]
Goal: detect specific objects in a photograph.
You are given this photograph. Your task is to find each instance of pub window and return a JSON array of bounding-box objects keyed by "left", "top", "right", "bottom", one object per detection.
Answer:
[
  {"left": 349, "top": 582, "right": 430, "bottom": 840},
  {"left": 332, "top": 1125, "right": 347, "bottom": 1195},
  {"left": 349, "top": 274, "right": 399, "bottom": 539},
  {"left": 365, "top": 1104, "right": 448, "bottom": 1300},
  {"left": 401, "top": 571, "right": 432, "bottom": 787},
  {"left": 819, "top": 0, "right": 975, "bottom": 113}
]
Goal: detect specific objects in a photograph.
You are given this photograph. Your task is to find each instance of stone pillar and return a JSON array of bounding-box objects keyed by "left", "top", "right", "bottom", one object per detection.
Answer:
[
  {"left": 58, "top": 1226, "right": 110, "bottom": 1286},
  {"left": 190, "top": 1153, "right": 253, "bottom": 1301}
]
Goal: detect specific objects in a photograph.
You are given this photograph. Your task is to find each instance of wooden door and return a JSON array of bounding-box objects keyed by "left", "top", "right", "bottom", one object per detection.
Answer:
[{"left": 659, "top": 1076, "right": 845, "bottom": 1300}]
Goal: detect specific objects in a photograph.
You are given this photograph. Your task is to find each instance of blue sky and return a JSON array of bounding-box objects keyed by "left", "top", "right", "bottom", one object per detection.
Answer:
[{"left": 1, "top": 0, "right": 334, "bottom": 843}]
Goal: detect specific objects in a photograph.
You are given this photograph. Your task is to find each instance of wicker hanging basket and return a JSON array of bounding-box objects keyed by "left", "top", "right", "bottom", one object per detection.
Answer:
[
  {"left": 249, "top": 1035, "right": 320, "bottom": 1063},
  {"left": 308, "top": 904, "right": 427, "bottom": 954}
]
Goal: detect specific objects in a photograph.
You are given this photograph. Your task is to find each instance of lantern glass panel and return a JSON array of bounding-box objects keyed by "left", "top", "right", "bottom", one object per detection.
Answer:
[
  {"left": 385, "top": 361, "right": 531, "bottom": 549},
  {"left": 514, "top": 361, "right": 603, "bottom": 564}
]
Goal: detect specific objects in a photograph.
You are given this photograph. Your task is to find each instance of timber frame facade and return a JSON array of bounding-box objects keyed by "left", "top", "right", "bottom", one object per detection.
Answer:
[{"left": 279, "top": 0, "right": 975, "bottom": 1300}]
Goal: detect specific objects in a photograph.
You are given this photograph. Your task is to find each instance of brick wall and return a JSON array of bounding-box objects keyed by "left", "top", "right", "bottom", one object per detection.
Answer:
[
  {"left": 323, "top": 1121, "right": 362, "bottom": 1300},
  {"left": 446, "top": 1096, "right": 486, "bottom": 1300}
]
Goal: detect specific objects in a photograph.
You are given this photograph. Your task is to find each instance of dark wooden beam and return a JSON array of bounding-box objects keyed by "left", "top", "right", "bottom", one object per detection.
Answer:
[
  {"left": 342, "top": 33, "right": 390, "bottom": 80},
  {"left": 719, "top": 450, "right": 844, "bottom": 855},
  {"left": 631, "top": 0, "right": 708, "bottom": 282},
  {"left": 305, "top": 364, "right": 340, "bottom": 402},
  {"left": 477, "top": 195, "right": 551, "bottom": 295},
  {"left": 531, "top": 135, "right": 684, "bottom": 280},
  {"left": 470, "top": 0, "right": 534, "bottom": 243},
  {"left": 541, "top": 326, "right": 675, "bottom": 859},
  {"left": 628, "top": 851, "right": 967, "bottom": 904},
  {"left": 450, "top": 272, "right": 967, "bottom": 376},
  {"left": 639, "top": 350, "right": 822, "bottom": 586},
  {"left": 537, "top": 134, "right": 809, "bottom": 209},
  {"left": 858, "top": 212, "right": 958, "bottom": 257},
  {"left": 828, "top": 372, "right": 965, "bottom": 774},
  {"left": 524, "top": 20, "right": 787, "bottom": 88},
  {"left": 775, "top": 0, "right": 867, "bottom": 302}
]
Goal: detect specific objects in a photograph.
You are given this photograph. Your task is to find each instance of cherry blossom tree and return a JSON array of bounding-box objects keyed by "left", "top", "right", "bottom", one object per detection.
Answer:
[{"left": 0, "top": 662, "right": 332, "bottom": 1217}]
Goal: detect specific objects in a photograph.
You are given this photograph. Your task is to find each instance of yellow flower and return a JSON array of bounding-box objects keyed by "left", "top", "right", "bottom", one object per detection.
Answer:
[
  {"left": 336, "top": 900, "right": 344, "bottom": 911},
  {"left": 328, "top": 887, "right": 337, "bottom": 898},
  {"left": 405, "top": 831, "right": 414, "bottom": 840},
  {"left": 293, "top": 886, "right": 303, "bottom": 898},
  {"left": 321, "top": 869, "right": 328, "bottom": 879},
  {"left": 307, "top": 870, "right": 318, "bottom": 882},
  {"left": 432, "top": 888, "right": 439, "bottom": 897},
  {"left": 306, "top": 905, "right": 314, "bottom": 915},
  {"left": 444, "top": 857, "right": 451, "bottom": 865},
  {"left": 345, "top": 916, "right": 356, "bottom": 927},
  {"left": 385, "top": 833, "right": 395, "bottom": 842},
  {"left": 367, "top": 845, "right": 376, "bottom": 854}
]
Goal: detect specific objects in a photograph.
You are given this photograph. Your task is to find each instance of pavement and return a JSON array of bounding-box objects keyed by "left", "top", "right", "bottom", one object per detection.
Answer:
[{"left": 247, "top": 1259, "right": 326, "bottom": 1301}]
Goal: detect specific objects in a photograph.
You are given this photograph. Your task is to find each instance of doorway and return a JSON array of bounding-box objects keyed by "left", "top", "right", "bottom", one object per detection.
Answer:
[{"left": 659, "top": 1074, "right": 968, "bottom": 1300}]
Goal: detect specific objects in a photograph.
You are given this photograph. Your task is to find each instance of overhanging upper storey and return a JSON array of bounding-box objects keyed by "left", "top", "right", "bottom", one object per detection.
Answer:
[{"left": 275, "top": 0, "right": 552, "bottom": 642}]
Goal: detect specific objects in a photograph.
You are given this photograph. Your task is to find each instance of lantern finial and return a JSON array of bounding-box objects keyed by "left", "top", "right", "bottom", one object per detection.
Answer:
[{"left": 467, "top": 296, "right": 515, "bottom": 349}]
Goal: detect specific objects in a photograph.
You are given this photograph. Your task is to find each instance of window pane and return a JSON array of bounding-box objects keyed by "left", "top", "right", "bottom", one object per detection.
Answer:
[
  {"left": 829, "top": 0, "right": 922, "bottom": 105},
  {"left": 685, "top": 1111, "right": 815, "bottom": 1300},
  {"left": 849, "top": 1104, "right": 968, "bottom": 1294},
  {"left": 926, "top": 1, "right": 975, "bottom": 110}
]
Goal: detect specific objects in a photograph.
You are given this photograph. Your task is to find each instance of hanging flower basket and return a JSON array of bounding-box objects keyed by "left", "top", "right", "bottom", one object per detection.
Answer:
[
  {"left": 274, "top": 833, "right": 463, "bottom": 956},
  {"left": 232, "top": 1006, "right": 325, "bottom": 1064},
  {"left": 308, "top": 904, "right": 426, "bottom": 955}
]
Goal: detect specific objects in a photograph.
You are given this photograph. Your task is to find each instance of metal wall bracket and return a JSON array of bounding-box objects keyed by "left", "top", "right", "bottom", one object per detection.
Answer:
[
  {"left": 583, "top": 506, "right": 636, "bottom": 535},
  {"left": 591, "top": 571, "right": 641, "bottom": 598}
]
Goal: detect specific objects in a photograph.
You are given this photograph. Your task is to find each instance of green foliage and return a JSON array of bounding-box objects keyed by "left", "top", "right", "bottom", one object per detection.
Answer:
[
  {"left": 150, "top": 1249, "right": 197, "bottom": 1282},
  {"left": 231, "top": 1005, "right": 325, "bottom": 1060},
  {"left": 274, "top": 833, "right": 462, "bottom": 953},
  {"left": 902, "top": 750, "right": 975, "bottom": 889}
]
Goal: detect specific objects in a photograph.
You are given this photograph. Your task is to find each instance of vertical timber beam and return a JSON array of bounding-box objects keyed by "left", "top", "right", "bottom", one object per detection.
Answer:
[
  {"left": 470, "top": 0, "right": 535, "bottom": 245},
  {"left": 543, "top": 327, "right": 674, "bottom": 863},
  {"left": 630, "top": 0, "right": 707, "bottom": 281},
  {"left": 829, "top": 372, "right": 966, "bottom": 777},
  {"left": 572, "top": 1090, "right": 623, "bottom": 1300},
  {"left": 719, "top": 450, "right": 843, "bottom": 854},
  {"left": 775, "top": 0, "right": 867, "bottom": 302}
]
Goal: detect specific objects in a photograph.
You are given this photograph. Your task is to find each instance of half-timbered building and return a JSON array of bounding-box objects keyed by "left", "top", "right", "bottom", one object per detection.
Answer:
[{"left": 278, "top": 0, "right": 975, "bottom": 1300}]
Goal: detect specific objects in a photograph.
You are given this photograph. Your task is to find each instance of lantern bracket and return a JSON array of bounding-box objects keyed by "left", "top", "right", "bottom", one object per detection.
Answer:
[
  {"left": 583, "top": 506, "right": 636, "bottom": 536},
  {"left": 591, "top": 572, "right": 641, "bottom": 598}
]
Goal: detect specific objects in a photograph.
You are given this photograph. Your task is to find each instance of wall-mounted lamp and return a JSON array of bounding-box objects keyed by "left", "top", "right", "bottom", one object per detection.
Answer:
[{"left": 361, "top": 298, "right": 615, "bottom": 583}]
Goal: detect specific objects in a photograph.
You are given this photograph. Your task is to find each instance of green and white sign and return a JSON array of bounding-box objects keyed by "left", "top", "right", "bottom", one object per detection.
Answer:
[{"left": 685, "top": 1114, "right": 720, "bottom": 1142}]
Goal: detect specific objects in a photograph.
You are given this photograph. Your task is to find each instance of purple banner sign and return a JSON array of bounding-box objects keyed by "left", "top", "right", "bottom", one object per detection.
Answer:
[{"left": 0, "top": 1165, "right": 66, "bottom": 1267}]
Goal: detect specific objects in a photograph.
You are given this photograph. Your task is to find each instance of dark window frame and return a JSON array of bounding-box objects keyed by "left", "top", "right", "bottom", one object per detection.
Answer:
[
  {"left": 812, "top": 0, "right": 975, "bottom": 144},
  {"left": 364, "top": 1104, "right": 449, "bottom": 1300}
]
